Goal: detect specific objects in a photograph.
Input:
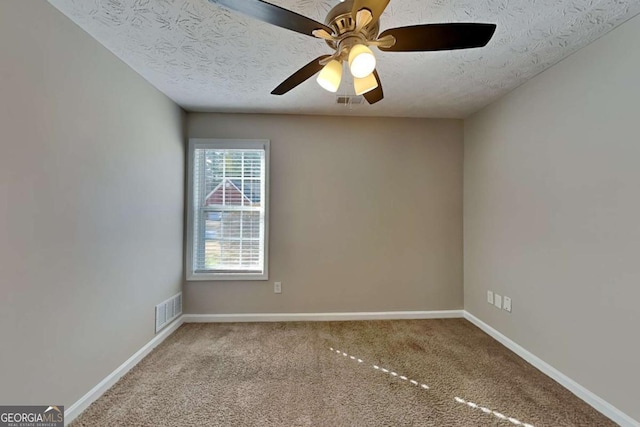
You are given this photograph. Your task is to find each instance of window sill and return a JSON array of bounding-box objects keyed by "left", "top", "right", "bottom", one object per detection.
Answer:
[{"left": 186, "top": 272, "right": 268, "bottom": 281}]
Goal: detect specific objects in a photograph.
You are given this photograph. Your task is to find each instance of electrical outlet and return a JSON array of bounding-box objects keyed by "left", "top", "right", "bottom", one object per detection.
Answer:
[
  {"left": 494, "top": 294, "right": 502, "bottom": 309},
  {"left": 274, "top": 282, "right": 282, "bottom": 294},
  {"left": 487, "top": 291, "right": 494, "bottom": 304},
  {"left": 503, "top": 296, "right": 512, "bottom": 313}
]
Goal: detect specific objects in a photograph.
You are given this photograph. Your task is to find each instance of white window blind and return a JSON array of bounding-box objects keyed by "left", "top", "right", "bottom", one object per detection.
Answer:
[{"left": 187, "top": 139, "right": 269, "bottom": 280}]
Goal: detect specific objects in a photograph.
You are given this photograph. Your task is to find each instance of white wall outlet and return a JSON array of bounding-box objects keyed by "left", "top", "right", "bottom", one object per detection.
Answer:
[
  {"left": 274, "top": 282, "right": 282, "bottom": 294},
  {"left": 503, "top": 296, "right": 512, "bottom": 312},
  {"left": 494, "top": 294, "right": 502, "bottom": 309},
  {"left": 487, "top": 291, "right": 494, "bottom": 304}
]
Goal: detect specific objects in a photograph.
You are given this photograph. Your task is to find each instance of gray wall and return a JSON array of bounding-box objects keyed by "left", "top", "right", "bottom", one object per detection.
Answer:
[
  {"left": 464, "top": 14, "right": 640, "bottom": 422},
  {"left": 0, "top": 2, "right": 184, "bottom": 408},
  {"left": 186, "top": 113, "right": 463, "bottom": 314}
]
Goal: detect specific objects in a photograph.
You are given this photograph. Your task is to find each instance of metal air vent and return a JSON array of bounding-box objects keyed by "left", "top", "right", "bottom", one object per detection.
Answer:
[{"left": 336, "top": 95, "right": 364, "bottom": 105}]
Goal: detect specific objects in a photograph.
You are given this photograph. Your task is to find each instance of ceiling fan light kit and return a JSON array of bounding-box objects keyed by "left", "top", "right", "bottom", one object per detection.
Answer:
[
  {"left": 354, "top": 72, "right": 379, "bottom": 96},
  {"left": 317, "top": 59, "right": 343, "bottom": 93},
  {"left": 348, "top": 44, "right": 376, "bottom": 78},
  {"left": 208, "top": 0, "right": 497, "bottom": 105}
]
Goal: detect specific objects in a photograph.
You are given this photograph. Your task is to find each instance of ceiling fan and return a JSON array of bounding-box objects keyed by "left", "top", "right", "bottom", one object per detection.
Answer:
[{"left": 208, "top": 0, "right": 497, "bottom": 104}]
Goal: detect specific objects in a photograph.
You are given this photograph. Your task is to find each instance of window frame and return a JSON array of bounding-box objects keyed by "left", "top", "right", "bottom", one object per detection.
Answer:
[{"left": 186, "top": 138, "right": 270, "bottom": 281}]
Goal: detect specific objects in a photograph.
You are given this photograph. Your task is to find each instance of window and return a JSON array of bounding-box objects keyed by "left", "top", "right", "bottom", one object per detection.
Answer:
[{"left": 186, "top": 139, "right": 269, "bottom": 280}]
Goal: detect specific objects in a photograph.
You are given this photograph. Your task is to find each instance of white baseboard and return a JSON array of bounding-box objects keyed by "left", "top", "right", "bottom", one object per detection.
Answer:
[
  {"left": 182, "top": 310, "right": 464, "bottom": 323},
  {"left": 64, "top": 316, "right": 184, "bottom": 425},
  {"left": 463, "top": 311, "right": 639, "bottom": 427}
]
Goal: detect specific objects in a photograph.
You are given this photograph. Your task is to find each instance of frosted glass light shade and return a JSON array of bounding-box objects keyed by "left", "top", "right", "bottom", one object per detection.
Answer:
[
  {"left": 316, "top": 60, "right": 343, "bottom": 92},
  {"left": 354, "top": 72, "right": 378, "bottom": 95},
  {"left": 348, "top": 44, "right": 376, "bottom": 78}
]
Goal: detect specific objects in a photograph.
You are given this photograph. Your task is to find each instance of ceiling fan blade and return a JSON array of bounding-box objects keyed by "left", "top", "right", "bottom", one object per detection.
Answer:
[
  {"left": 378, "top": 23, "right": 497, "bottom": 52},
  {"left": 351, "top": 0, "right": 390, "bottom": 22},
  {"left": 352, "top": 0, "right": 391, "bottom": 25},
  {"left": 363, "top": 70, "right": 383, "bottom": 104},
  {"left": 271, "top": 55, "right": 332, "bottom": 95},
  {"left": 209, "top": 0, "right": 333, "bottom": 38}
]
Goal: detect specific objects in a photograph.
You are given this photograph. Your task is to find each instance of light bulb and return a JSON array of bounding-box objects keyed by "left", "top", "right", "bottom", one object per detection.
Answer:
[
  {"left": 348, "top": 44, "right": 376, "bottom": 78},
  {"left": 316, "top": 60, "right": 343, "bottom": 93},
  {"left": 354, "top": 72, "right": 378, "bottom": 95}
]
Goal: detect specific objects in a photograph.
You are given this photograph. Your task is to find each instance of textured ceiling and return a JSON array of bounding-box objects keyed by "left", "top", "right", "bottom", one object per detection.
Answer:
[{"left": 48, "top": 0, "right": 640, "bottom": 118}]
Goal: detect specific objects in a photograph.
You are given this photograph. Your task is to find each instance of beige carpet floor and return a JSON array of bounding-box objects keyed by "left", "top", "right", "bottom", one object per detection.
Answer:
[{"left": 71, "top": 319, "right": 615, "bottom": 426}]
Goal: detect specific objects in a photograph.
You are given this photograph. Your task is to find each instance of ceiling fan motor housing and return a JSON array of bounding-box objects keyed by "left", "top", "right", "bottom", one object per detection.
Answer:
[{"left": 324, "top": 0, "right": 380, "bottom": 51}]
